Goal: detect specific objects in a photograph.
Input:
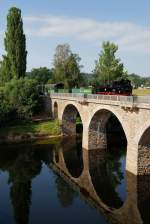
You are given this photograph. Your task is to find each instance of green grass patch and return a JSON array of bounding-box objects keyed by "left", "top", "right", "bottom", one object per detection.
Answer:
[
  {"left": 0, "top": 120, "right": 61, "bottom": 136},
  {"left": 133, "top": 89, "right": 150, "bottom": 95}
]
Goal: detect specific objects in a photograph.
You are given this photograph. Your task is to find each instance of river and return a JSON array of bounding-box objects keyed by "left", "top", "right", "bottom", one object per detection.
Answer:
[{"left": 0, "top": 137, "right": 149, "bottom": 224}]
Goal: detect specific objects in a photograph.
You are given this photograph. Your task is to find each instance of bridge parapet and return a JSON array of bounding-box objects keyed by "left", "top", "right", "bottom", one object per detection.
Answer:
[{"left": 50, "top": 93, "right": 150, "bottom": 109}]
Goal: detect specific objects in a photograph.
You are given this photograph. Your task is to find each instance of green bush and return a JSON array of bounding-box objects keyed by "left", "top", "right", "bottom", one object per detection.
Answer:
[
  {"left": 0, "top": 78, "right": 40, "bottom": 126},
  {"left": 0, "top": 87, "right": 14, "bottom": 126}
]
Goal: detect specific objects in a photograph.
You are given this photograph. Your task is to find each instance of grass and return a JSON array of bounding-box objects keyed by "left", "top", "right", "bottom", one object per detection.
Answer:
[
  {"left": 0, "top": 120, "right": 61, "bottom": 136},
  {"left": 133, "top": 89, "right": 150, "bottom": 95}
]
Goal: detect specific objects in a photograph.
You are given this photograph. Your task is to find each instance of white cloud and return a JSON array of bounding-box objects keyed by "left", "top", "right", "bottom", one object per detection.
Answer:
[{"left": 23, "top": 15, "right": 150, "bottom": 54}]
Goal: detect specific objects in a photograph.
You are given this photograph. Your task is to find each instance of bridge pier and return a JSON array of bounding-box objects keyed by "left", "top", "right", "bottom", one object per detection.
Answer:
[
  {"left": 50, "top": 94, "right": 150, "bottom": 176},
  {"left": 126, "top": 141, "right": 138, "bottom": 175}
]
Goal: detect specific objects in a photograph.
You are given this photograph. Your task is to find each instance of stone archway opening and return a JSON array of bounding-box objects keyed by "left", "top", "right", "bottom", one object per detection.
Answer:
[
  {"left": 106, "top": 114, "right": 127, "bottom": 153},
  {"left": 88, "top": 109, "right": 127, "bottom": 151},
  {"left": 138, "top": 126, "right": 150, "bottom": 175},
  {"left": 54, "top": 102, "right": 58, "bottom": 119},
  {"left": 61, "top": 105, "right": 83, "bottom": 177},
  {"left": 76, "top": 112, "right": 83, "bottom": 134},
  {"left": 62, "top": 104, "right": 83, "bottom": 136},
  {"left": 88, "top": 109, "right": 127, "bottom": 209}
]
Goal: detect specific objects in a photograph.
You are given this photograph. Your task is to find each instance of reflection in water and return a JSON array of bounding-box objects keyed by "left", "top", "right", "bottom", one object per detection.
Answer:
[
  {"left": 89, "top": 147, "right": 126, "bottom": 209},
  {"left": 138, "top": 175, "right": 150, "bottom": 224},
  {"left": 0, "top": 144, "right": 53, "bottom": 224},
  {"left": 9, "top": 149, "right": 41, "bottom": 224},
  {"left": 55, "top": 175, "right": 77, "bottom": 207},
  {"left": 0, "top": 138, "right": 149, "bottom": 224},
  {"left": 61, "top": 137, "right": 83, "bottom": 178}
]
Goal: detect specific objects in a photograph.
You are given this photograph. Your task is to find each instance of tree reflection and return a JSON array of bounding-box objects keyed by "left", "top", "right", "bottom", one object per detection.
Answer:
[
  {"left": 89, "top": 147, "right": 126, "bottom": 209},
  {"left": 8, "top": 149, "right": 42, "bottom": 224},
  {"left": 55, "top": 175, "right": 77, "bottom": 207},
  {"left": 0, "top": 144, "right": 52, "bottom": 224}
]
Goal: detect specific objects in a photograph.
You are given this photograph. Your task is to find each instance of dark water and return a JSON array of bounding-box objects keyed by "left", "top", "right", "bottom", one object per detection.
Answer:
[{"left": 0, "top": 138, "right": 149, "bottom": 224}]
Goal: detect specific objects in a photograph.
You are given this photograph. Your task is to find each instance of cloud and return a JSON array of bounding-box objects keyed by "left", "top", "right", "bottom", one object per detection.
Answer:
[{"left": 16, "top": 15, "right": 150, "bottom": 54}]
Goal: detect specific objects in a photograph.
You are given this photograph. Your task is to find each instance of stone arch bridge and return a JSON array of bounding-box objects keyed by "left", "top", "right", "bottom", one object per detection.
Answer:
[{"left": 48, "top": 93, "right": 150, "bottom": 175}]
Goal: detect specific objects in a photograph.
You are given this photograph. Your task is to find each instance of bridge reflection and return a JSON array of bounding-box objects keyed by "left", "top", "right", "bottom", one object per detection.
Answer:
[
  {"left": 0, "top": 140, "right": 149, "bottom": 224},
  {"left": 51, "top": 137, "right": 149, "bottom": 224}
]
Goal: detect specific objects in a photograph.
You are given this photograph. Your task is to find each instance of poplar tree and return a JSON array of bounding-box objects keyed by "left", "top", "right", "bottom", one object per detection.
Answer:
[{"left": 4, "top": 7, "right": 27, "bottom": 79}]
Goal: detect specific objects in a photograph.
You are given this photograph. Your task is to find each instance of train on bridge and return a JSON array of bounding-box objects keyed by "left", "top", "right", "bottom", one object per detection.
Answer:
[
  {"left": 93, "top": 79, "right": 133, "bottom": 96},
  {"left": 41, "top": 78, "right": 132, "bottom": 96}
]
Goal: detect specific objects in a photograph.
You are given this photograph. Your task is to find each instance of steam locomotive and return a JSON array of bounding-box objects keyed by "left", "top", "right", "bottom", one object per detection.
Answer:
[
  {"left": 42, "top": 79, "right": 132, "bottom": 96},
  {"left": 93, "top": 79, "right": 132, "bottom": 96}
]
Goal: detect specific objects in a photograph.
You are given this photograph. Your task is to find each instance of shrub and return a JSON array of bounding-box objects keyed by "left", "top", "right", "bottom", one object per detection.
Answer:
[{"left": 0, "top": 78, "right": 40, "bottom": 126}]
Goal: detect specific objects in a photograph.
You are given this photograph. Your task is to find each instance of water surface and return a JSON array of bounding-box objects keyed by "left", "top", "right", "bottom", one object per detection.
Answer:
[{"left": 0, "top": 138, "right": 149, "bottom": 224}]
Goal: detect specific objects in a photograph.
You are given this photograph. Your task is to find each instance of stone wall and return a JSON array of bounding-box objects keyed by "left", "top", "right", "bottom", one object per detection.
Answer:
[
  {"left": 41, "top": 96, "right": 52, "bottom": 117},
  {"left": 88, "top": 110, "right": 111, "bottom": 150},
  {"left": 50, "top": 95, "right": 150, "bottom": 176},
  {"left": 61, "top": 104, "right": 78, "bottom": 135},
  {"left": 138, "top": 145, "right": 150, "bottom": 175}
]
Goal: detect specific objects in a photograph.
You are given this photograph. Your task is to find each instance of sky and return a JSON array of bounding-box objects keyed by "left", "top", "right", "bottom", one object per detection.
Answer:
[{"left": 0, "top": 0, "right": 150, "bottom": 76}]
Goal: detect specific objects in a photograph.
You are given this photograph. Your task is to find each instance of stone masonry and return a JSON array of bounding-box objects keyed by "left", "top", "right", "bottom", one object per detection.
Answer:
[{"left": 50, "top": 93, "right": 150, "bottom": 175}]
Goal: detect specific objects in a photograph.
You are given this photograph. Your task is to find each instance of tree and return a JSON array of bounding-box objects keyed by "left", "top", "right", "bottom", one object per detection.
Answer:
[
  {"left": 0, "top": 56, "right": 12, "bottom": 85},
  {"left": 64, "top": 53, "right": 82, "bottom": 88},
  {"left": 54, "top": 44, "right": 71, "bottom": 67},
  {"left": 53, "top": 44, "right": 71, "bottom": 83},
  {"left": 94, "top": 41, "right": 124, "bottom": 85},
  {"left": 52, "top": 44, "right": 83, "bottom": 89},
  {"left": 128, "top": 73, "right": 150, "bottom": 88},
  {"left": 26, "top": 67, "right": 52, "bottom": 84},
  {"left": 4, "top": 7, "right": 27, "bottom": 79},
  {"left": 0, "top": 86, "right": 14, "bottom": 127}
]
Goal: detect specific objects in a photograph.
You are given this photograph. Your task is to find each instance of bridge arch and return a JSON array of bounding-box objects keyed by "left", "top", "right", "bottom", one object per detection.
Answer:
[
  {"left": 62, "top": 104, "right": 83, "bottom": 136},
  {"left": 136, "top": 118, "right": 150, "bottom": 144},
  {"left": 88, "top": 107, "right": 128, "bottom": 150}
]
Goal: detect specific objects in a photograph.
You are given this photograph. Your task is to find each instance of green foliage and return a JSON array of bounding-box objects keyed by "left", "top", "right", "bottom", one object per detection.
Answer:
[
  {"left": 53, "top": 44, "right": 71, "bottom": 83},
  {"left": 26, "top": 67, "right": 52, "bottom": 84},
  {"left": 94, "top": 41, "right": 124, "bottom": 85},
  {"left": 0, "top": 56, "right": 12, "bottom": 85},
  {"left": 52, "top": 44, "right": 83, "bottom": 89},
  {"left": 128, "top": 73, "right": 150, "bottom": 88},
  {"left": 5, "top": 78, "right": 39, "bottom": 119},
  {"left": 0, "top": 120, "right": 61, "bottom": 136},
  {"left": 64, "top": 53, "right": 82, "bottom": 88},
  {"left": 4, "top": 7, "right": 27, "bottom": 79},
  {"left": 0, "top": 78, "right": 40, "bottom": 126},
  {"left": 0, "top": 87, "right": 14, "bottom": 126}
]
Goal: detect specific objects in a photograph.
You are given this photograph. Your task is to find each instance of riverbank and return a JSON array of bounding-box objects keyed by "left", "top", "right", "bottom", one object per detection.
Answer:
[{"left": 0, "top": 120, "right": 62, "bottom": 144}]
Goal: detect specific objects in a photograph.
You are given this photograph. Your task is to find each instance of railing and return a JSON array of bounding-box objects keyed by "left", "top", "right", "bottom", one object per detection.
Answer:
[
  {"left": 50, "top": 93, "right": 150, "bottom": 105},
  {"left": 86, "top": 94, "right": 134, "bottom": 103},
  {"left": 50, "top": 92, "right": 84, "bottom": 98},
  {"left": 132, "top": 95, "right": 150, "bottom": 104}
]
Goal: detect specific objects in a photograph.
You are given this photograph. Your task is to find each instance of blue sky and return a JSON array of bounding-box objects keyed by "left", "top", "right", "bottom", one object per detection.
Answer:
[{"left": 0, "top": 0, "right": 150, "bottom": 76}]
